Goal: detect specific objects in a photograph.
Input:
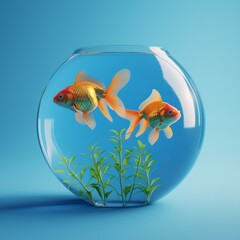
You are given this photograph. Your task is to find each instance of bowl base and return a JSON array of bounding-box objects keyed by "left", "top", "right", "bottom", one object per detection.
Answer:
[{"left": 94, "top": 200, "right": 149, "bottom": 208}]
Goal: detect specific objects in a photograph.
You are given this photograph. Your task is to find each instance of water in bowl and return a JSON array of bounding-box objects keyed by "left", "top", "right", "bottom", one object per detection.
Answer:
[{"left": 38, "top": 46, "right": 204, "bottom": 207}]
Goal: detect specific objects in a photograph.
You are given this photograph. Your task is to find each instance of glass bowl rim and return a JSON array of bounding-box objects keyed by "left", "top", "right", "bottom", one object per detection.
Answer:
[{"left": 73, "top": 45, "right": 167, "bottom": 55}]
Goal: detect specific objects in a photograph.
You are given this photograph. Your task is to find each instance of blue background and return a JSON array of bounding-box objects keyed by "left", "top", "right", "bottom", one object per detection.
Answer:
[{"left": 0, "top": 0, "right": 239, "bottom": 239}]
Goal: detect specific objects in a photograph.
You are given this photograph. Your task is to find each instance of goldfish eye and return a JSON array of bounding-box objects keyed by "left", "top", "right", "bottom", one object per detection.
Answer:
[
  {"left": 58, "top": 93, "right": 64, "bottom": 100},
  {"left": 168, "top": 110, "right": 173, "bottom": 115}
]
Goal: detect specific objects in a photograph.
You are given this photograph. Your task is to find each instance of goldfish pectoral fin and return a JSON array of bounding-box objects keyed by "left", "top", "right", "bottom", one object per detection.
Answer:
[
  {"left": 148, "top": 129, "right": 160, "bottom": 145},
  {"left": 105, "top": 69, "right": 130, "bottom": 117},
  {"left": 125, "top": 110, "right": 141, "bottom": 139},
  {"left": 98, "top": 99, "right": 113, "bottom": 122},
  {"left": 75, "top": 112, "right": 85, "bottom": 125},
  {"left": 139, "top": 89, "right": 162, "bottom": 110},
  {"left": 136, "top": 119, "right": 148, "bottom": 137},
  {"left": 72, "top": 104, "right": 80, "bottom": 111},
  {"left": 83, "top": 112, "right": 96, "bottom": 130},
  {"left": 163, "top": 127, "right": 173, "bottom": 139}
]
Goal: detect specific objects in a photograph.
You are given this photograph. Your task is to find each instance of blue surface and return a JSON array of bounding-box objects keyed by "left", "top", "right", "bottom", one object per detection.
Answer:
[{"left": 0, "top": 0, "right": 240, "bottom": 239}]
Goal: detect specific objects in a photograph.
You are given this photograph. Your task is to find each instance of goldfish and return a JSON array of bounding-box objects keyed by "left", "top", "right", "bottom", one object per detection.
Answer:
[
  {"left": 53, "top": 69, "right": 130, "bottom": 129},
  {"left": 125, "top": 89, "right": 181, "bottom": 145}
]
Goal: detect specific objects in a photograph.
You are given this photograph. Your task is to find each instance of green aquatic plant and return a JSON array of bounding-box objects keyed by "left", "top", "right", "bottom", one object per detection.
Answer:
[
  {"left": 87, "top": 145, "right": 113, "bottom": 205},
  {"left": 109, "top": 129, "right": 133, "bottom": 206},
  {"left": 135, "top": 151, "right": 160, "bottom": 203},
  {"left": 55, "top": 129, "right": 160, "bottom": 206},
  {"left": 55, "top": 156, "right": 95, "bottom": 204},
  {"left": 126, "top": 140, "right": 147, "bottom": 204}
]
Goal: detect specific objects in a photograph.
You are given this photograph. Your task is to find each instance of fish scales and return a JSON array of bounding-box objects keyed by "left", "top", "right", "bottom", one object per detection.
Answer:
[{"left": 70, "top": 83, "right": 99, "bottom": 112}]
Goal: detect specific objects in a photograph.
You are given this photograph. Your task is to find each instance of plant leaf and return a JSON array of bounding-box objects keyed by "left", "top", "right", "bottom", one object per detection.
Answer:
[
  {"left": 150, "top": 184, "right": 160, "bottom": 194},
  {"left": 80, "top": 168, "right": 87, "bottom": 179},
  {"left": 110, "top": 138, "right": 118, "bottom": 144},
  {"left": 137, "top": 173, "right": 148, "bottom": 183},
  {"left": 137, "top": 140, "right": 144, "bottom": 149},
  {"left": 151, "top": 177, "right": 160, "bottom": 186},
  {"left": 90, "top": 168, "right": 98, "bottom": 179},
  {"left": 145, "top": 154, "right": 152, "bottom": 162},
  {"left": 60, "top": 156, "right": 68, "bottom": 163},
  {"left": 147, "top": 160, "right": 155, "bottom": 168},
  {"left": 85, "top": 191, "right": 93, "bottom": 200},
  {"left": 134, "top": 158, "right": 140, "bottom": 165},
  {"left": 125, "top": 150, "right": 133, "bottom": 155},
  {"left": 104, "top": 176, "right": 114, "bottom": 187},
  {"left": 98, "top": 169, "right": 102, "bottom": 180},
  {"left": 113, "top": 163, "right": 121, "bottom": 172},
  {"left": 119, "top": 128, "right": 126, "bottom": 136},
  {"left": 114, "top": 146, "right": 121, "bottom": 154},
  {"left": 123, "top": 185, "right": 132, "bottom": 196},
  {"left": 110, "top": 153, "right": 119, "bottom": 163},
  {"left": 91, "top": 183, "right": 103, "bottom": 199},
  {"left": 88, "top": 145, "right": 94, "bottom": 150},
  {"left": 68, "top": 172, "right": 78, "bottom": 179},
  {"left": 123, "top": 158, "right": 130, "bottom": 166},
  {"left": 63, "top": 180, "right": 71, "bottom": 183},
  {"left": 104, "top": 165, "right": 110, "bottom": 174},
  {"left": 73, "top": 164, "right": 80, "bottom": 171},
  {"left": 77, "top": 190, "right": 85, "bottom": 195},
  {"left": 104, "top": 190, "right": 113, "bottom": 199},
  {"left": 110, "top": 129, "right": 119, "bottom": 136},
  {"left": 69, "top": 156, "right": 75, "bottom": 165},
  {"left": 98, "top": 157, "right": 107, "bottom": 166},
  {"left": 55, "top": 169, "right": 66, "bottom": 173}
]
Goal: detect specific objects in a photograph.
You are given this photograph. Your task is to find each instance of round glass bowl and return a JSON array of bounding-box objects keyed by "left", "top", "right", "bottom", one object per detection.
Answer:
[{"left": 37, "top": 45, "right": 204, "bottom": 207}]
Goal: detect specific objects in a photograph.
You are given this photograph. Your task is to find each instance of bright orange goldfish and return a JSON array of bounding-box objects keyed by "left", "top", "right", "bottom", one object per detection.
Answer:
[
  {"left": 125, "top": 89, "right": 181, "bottom": 145},
  {"left": 53, "top": 69, "right": 130, "bottom": 129}
]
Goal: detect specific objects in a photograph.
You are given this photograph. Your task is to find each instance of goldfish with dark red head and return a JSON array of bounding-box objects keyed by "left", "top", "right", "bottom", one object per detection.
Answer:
[
  {"left": 53, "top": 69, "right": 130, "bottom": 129},
  {"left": 125, "top": 89, "right": 181, "bottom": 145}
]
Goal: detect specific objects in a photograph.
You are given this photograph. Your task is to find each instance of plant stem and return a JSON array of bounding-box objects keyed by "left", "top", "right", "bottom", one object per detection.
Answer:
[
  {"left": 146, "top": 167, "right": 151, "bottom": 203},
  {"left": 127, "top": 150, "right": 142, "bottom": 204},
  {"left": 92, "top": 151, "right": 107, "bottom": 205},
  {"left": 118, "top": 133, "right": 125, "bottom": 206}
]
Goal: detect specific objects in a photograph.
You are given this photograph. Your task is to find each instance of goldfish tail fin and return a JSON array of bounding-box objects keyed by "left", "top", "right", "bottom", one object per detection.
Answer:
[
  {"left": 163, "top": 126, "right": 173, "bottom": 139},
  {"left": 98, "top": 99, "right": 113, "bottom": 122},
  {"left": 125, "top": 109, "right": 141, "bottom": 139},
  {"left": 136, "top": 119, "right": 148, "bottom": 137},
  {"left": 83, "top": 112, "right": 96, "bottom": 130},
  {"left": 105, "top": 69, "right": 130, "bottom": 117},
  {"left": 148, "top": 128, "right": 160, "bottom": 145}
]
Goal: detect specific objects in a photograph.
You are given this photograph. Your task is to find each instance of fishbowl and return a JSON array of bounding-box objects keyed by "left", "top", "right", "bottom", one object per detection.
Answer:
[{"left": 37, "top": 45, "right": 204, "bottom": 207}]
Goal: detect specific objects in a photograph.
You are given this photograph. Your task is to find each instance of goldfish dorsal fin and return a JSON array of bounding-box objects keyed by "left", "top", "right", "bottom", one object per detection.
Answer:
[
  {"left": 139, "top": 89, "right": 162, "bottom": 110},
  {"left": 75, "top": 71, "right": 105, "bottom": 88}
]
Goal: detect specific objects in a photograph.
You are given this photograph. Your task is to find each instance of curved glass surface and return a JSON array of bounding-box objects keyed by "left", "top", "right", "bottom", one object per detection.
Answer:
[{"left": 38, "top": 45, "right": 204, "bottom": 207}]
